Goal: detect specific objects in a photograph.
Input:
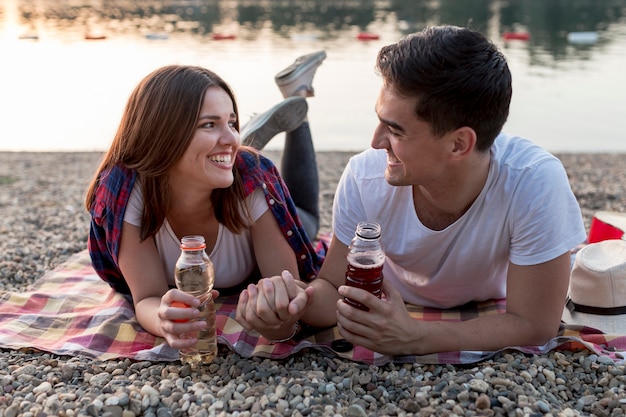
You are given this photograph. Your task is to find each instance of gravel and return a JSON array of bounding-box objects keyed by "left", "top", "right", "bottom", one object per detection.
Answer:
[{"left": 1, "top": 151, "right": 625, "bottom": 416}]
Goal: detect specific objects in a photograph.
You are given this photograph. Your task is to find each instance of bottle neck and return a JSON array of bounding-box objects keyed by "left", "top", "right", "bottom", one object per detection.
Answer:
[
  {"left": 181, "top": 247, "right": 205, "bottom": 254},
  {"left": 181, "top": 246, "right": 207, "bottom": 258},
  {"left": 355, "top": 222, "right": 381, "bottom": 240},
  {"left": 181, "top": 243, "right": 206, "bottom": 250},
  {"left": 351, "top": 222, "right": 383, "bottom": 252},
  {"left": 180, "top": 235, "right": 207, "bottom": 250}
]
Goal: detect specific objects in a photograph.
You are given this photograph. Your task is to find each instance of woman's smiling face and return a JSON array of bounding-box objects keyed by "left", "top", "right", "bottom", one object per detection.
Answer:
[{"left": 171, "top": 86, "right": 240, "bottom": 192}]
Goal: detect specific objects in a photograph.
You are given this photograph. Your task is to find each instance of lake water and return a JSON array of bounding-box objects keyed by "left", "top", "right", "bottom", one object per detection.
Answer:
[{"left": 1, "top": 0, "right": 625, "bottom": 153}]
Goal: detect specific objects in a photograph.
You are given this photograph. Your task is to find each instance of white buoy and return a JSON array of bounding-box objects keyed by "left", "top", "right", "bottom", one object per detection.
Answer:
[
  {"left": 567, "top": 31, "right": 599, "bottom": 45},
  {"left": 146, "top": 33, "right": 169, "bottom": 40}
]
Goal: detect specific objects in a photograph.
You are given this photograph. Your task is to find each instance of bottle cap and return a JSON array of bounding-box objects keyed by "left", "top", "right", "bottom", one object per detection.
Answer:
[
  {"left": 180, "top": 235, "right": 207, "bottom": 250},
  {"left": 331, "top": 339, "right": 354, "bottom": 352}
]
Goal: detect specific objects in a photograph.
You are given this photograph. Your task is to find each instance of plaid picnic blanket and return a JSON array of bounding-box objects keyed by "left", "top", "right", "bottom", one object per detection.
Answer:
[{"left": 1, "top": 250, "right": 625, "bottom": 365}]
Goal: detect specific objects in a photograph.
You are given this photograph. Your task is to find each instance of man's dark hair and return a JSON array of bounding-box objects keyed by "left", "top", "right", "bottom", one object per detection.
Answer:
[{"left": 375, "top": 26, "right": 512, "bottom": 151}]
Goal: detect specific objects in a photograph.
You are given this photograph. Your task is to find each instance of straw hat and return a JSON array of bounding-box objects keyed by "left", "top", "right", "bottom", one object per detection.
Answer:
[{"left": 561, "top": 239, "right": 626, "bottom": 334}]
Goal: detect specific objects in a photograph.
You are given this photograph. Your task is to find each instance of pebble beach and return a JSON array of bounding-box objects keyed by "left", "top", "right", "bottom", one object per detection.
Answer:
[{"left": 1, "top": 150, "right": 625, "bottom": 417}]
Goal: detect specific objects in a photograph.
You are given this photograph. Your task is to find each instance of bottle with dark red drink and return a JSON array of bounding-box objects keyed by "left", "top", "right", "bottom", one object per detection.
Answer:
[{"left": 344, "top": 221, "right": 385, "bottom": 311}]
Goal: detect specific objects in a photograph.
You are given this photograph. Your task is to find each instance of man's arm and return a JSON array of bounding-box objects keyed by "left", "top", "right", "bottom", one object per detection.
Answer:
[
  {"left": 299, "top": 234, "right": 351, "bottom": 327},
  {"left": 235, "top": 234, "right": 349, "bottom": 331},
  {"left": 335, "top": 252, "right": 572, "bottom": 355}
]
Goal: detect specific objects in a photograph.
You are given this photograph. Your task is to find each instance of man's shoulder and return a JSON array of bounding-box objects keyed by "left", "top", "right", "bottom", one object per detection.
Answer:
[
  {"left": 347, "top": 148, "right": 388, "bottom": 180},
  {"left": 493, "top": 133, "right": 559, "bottom": 170}
]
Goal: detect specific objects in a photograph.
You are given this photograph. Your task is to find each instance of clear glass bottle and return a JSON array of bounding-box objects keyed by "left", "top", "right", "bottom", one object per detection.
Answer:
[
  {"left": 174, "top": 235, "right": 217, "bottom": 368},
  {"left": 344, "top": 222, "right": 385, "bottom": 311}
]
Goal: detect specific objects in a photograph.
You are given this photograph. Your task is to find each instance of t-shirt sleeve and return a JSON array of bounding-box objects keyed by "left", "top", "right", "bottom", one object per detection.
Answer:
[
  {"left": 508, "top": 158, "right": 586, "bottom": 265},
  {"left": 123, "top": 182, "right": 143, "bottom": 227},
  {"left": 124, "top": 184, "right": 269, "bottom": 227},
  {"left": 247, "top": 187, "right": 270, "bottom": 222},
  {"left": 332, "top": 159, "right": 368, "bottom": 246}
]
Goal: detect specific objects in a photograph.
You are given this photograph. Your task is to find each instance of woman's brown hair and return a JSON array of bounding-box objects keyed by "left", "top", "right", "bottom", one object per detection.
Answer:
[{"left": 85, "top": 65, "right": 250, "bottom": 240}]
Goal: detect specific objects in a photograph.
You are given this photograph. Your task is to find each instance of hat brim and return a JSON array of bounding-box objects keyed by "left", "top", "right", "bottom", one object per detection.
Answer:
[{"left": 562, "top": 307, "right": 626, "bottom": 335}]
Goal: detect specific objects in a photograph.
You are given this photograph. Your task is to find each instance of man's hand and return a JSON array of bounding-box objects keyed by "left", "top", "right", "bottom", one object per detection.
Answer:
[
  {"left": 236, "top": 271, "right": 314, "bottom": 335},
  {"left": 336, "top": 279, "right": 418, "bottom": 355}
]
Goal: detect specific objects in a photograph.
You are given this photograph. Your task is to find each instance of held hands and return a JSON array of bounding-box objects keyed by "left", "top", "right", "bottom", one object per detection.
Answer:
[
  {"left": 337, "top": 279, "right": 416, "bottom": 355},
  {"left": 158, "top": 288, "right": 219, "bottom": 349},
  {"left": 236, "top": 270, "right": 314, "bottom": 339}
]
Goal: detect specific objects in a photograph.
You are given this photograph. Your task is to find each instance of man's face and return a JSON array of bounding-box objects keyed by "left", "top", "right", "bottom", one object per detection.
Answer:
[{"left": 371, "top": 86, "right": 451, "bottom": 187}]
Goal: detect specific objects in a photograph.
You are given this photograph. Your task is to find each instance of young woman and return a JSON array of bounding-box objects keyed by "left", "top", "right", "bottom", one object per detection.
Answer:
[{"left": 85, "top": 51, "right": 327, "bottom": 350}]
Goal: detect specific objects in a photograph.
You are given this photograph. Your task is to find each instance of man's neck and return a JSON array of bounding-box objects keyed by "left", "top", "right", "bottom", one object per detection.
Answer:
[{"left": 413, "top": 152, "right": 491, "bottom": 231}]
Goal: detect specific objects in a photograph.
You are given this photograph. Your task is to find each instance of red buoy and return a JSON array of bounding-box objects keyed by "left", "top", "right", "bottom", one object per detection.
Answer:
[
  {"left": 502, "top": 32, "right": 530, "bottom": 41},
  {"left": 212, "top": 33, "right": 236, "bottom": 41},
  {"left": 85, "top": 34, "right": 107, "bottom": 40},
  {"left": 357, "top": 32, "right": 380, "bottom": 41}
]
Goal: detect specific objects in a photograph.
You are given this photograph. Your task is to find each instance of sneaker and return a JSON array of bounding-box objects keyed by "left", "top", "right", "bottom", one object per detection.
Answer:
[
  {"left": 240, "top": 96, "right": 308, "bottom": 150},
  {"left": 275, "top": 50, "right": 327, "bottom": 98}
]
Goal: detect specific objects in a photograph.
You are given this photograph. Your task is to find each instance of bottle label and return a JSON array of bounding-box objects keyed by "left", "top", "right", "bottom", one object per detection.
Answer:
[
  {"left": 344, "top": 259, "right": 384, "bottom": 311},
  {"left": 175, "top": 264, "right": 213, "bottom": 295}
]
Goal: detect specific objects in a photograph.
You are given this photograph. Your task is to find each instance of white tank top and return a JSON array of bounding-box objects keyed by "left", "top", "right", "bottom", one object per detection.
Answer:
[{"left": 124, "top": 183, "right": 269, "bottom": 288}]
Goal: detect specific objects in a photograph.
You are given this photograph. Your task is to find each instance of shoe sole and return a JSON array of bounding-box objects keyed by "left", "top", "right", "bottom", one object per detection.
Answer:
[
  {"left": 242, "top": 97, "right": 308, "bottom": 149},
  {"left": 275, "top": 51, "right": 327, "bottom": 86}
]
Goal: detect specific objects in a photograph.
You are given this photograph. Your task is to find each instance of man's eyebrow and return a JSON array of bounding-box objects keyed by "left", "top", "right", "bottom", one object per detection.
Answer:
[{"left": 378, "top": 114, "right": 405, "bottom": 134}]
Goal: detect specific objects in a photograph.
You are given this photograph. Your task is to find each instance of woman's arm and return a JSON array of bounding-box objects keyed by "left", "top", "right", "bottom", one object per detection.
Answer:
[
  {"left": 251, "top": 210, "right": 300, "bottom": 278},
  {"left": 235, "top": 209, "right": 311, "bottom": 340},
  {"left": 299, "top": 233, "right": 349, "bottom": 327},
  {"left": 237, "top": 224, "right": 348, "bottom": 338},
  {"left": 117, "top": 221, "right": 208, "bottom": 349}
]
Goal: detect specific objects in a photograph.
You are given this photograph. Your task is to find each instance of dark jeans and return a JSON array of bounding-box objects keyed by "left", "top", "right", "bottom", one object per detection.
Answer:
[{"left": 279, "top": 121, "right": 320, "bottom": 240}]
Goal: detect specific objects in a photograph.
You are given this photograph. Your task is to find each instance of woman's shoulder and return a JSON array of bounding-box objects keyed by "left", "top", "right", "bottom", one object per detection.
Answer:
[
  {"left": 236, "top": 148, "right": 275, "bottom": 168},
  {"left": 90, "top": 164, "right": 137, "bottom": 219},
  {"left": 94, "top": 164, "right": 137, "bottom": 202},
  {"left": 235, "top": 148, "right": 282, "bottom": 195},
  {"left": 99, "top": 163, "right": 136, "bottom": 183},
  {"left": 236, "top": 148, "right": 281, "bottom": 179}
]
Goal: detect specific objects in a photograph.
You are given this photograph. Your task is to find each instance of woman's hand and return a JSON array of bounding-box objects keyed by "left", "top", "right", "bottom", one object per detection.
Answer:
[
  {"left": 157, "top": 288, "right": 219, "bottom": 349},
  {"left": 235, "top": 271, "right": 313, "bottom": 338}
]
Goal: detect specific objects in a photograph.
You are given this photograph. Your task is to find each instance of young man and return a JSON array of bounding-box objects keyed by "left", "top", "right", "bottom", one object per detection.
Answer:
[{"left": 236, "top": 26, "right": 586, "bottom": 355}]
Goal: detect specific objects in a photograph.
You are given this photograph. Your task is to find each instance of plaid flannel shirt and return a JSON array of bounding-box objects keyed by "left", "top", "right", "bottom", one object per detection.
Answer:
[{"left": 88, "top": 151, "right": 325, "bottom": 295}]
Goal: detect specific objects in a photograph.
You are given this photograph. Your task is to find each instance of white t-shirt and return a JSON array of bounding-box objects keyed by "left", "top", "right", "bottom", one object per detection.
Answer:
[
  {"left": 124, "top": 184, "right": 269, "bottom": 288},
  {"left": 333, "top": 134, "right": 587, "bottom": 308}
]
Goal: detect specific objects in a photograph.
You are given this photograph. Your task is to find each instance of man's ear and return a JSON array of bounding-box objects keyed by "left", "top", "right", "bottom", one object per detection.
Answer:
[{"left": 450, "top": 127, "right": 477, "bottom": 158}]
